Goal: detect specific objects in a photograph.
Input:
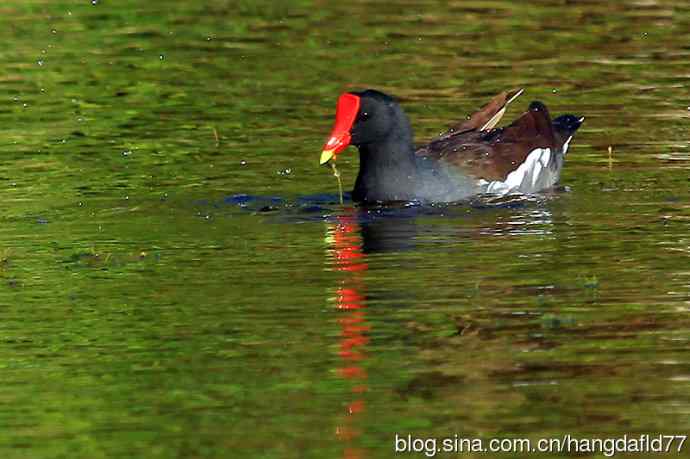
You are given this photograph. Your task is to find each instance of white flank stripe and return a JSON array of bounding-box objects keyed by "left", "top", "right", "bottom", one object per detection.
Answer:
[
  {"left": 484, "top": 148, "right": 552, "bottom": 194},
  {"left": 562, "top": 136, "right": 573, "bottom": 155}
]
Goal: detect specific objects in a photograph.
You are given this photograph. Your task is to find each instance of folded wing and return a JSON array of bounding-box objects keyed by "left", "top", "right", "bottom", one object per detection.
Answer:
[
  {"left": 417, "top": 99, "right": 560, "bottom": 182},
  {"left": 438, "top": 88, "right": 524, "bottom": 138}
]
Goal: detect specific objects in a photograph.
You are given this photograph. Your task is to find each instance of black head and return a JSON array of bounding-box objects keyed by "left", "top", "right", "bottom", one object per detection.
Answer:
[
  {"left": 553, "top": 114, "right": 584, "bottom": 137},
  {"left": 348, "top": 89, "right": 411, "bottom": 148}
]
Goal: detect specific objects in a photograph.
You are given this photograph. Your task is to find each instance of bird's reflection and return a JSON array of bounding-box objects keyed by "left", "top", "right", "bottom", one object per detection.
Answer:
[
  {"left": 326, "top": 207, "right": 429, "bottom": 459},
  {"left": 327, "top": 209, "right": 370, "bottom": 459},
  {"left": 325, "top": 201, "right": 556, "bottom": 459},
  {"left": 359, "top": 215, "right": 418, "bottom": 253}
]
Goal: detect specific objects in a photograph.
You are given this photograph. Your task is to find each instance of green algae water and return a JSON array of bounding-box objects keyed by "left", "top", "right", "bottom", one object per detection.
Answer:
[{"left": 1, "top": 1, "right": 689, "bottom": 458}]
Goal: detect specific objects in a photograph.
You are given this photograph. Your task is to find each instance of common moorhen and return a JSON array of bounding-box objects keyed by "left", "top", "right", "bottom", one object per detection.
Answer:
[{"left": 319, "top": 89, "right": 583, "bottom": 203}]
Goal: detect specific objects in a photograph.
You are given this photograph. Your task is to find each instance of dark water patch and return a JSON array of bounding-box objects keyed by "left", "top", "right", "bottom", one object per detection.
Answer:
[{"left": 220, "top": 191, "right": 549, "bottom": 219}]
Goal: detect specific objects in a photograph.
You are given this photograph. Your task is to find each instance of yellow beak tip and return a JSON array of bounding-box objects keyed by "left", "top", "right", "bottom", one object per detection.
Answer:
[{"left": 320, "top": 150, "right": 335, "bottom": 165}]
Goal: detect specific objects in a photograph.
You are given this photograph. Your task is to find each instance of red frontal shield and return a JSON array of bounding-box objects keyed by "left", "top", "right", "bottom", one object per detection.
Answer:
[{"left": 320, "top": 93, "right": 361, "bottom": 164}]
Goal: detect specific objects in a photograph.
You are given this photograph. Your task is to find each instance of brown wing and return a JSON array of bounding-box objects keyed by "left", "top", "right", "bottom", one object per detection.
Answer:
[
  {"left": 417, "top": 102, "right": 558, "bottom": 181},
  {"left": 437, "top": 88, "right": 524, "bottom": 139}
]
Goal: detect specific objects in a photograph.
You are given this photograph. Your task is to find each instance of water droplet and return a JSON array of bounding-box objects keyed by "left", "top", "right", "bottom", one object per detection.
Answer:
[
  {"left": 91, "top": 0, "right": 98, "bottom": 5},
  {"left": 159, "top": 54, "right": 165, "bottom": 60},
  {"left": 240, "top": 160, "right": 247, "bottom": 166},
  {"left": 122, "top": 150, "right": 131, "bottom": 156},
  {"left": 552, "top": 88, "right": 558, "bottom": 93},
  {"left": 37, "top": 60, "right": 44, "bottom": 66}
]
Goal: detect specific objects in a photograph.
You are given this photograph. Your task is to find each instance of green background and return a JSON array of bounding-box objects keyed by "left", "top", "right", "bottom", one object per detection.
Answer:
[{"left": 0, "top": 1, "right": 689, "bottom": 458}]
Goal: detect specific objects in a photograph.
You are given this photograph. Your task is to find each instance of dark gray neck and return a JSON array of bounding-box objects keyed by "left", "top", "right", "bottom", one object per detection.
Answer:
[{"left": 352, "top": 131, "right": 419, "bottom": 203}]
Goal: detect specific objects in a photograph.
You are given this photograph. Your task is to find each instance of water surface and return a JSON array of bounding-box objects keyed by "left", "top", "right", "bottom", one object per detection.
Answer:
[{"left": 0, "top": 1, "right": 689, "bottom": 458}]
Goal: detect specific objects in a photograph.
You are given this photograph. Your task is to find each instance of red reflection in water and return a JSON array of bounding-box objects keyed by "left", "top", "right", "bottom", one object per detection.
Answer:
[{"left": 330, "top": 211, "right": 369, "bottom": 459}]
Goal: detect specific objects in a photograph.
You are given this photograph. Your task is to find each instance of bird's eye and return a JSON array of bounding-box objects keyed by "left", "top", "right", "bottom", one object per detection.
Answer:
[{"left": 360, "top": 111, "right": 371, "bottom": 121}]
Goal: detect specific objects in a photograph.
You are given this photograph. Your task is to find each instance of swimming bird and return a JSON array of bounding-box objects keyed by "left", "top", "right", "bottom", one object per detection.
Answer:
[{"left": 319, "top": 89, "right": 583, "bottom": 203}]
